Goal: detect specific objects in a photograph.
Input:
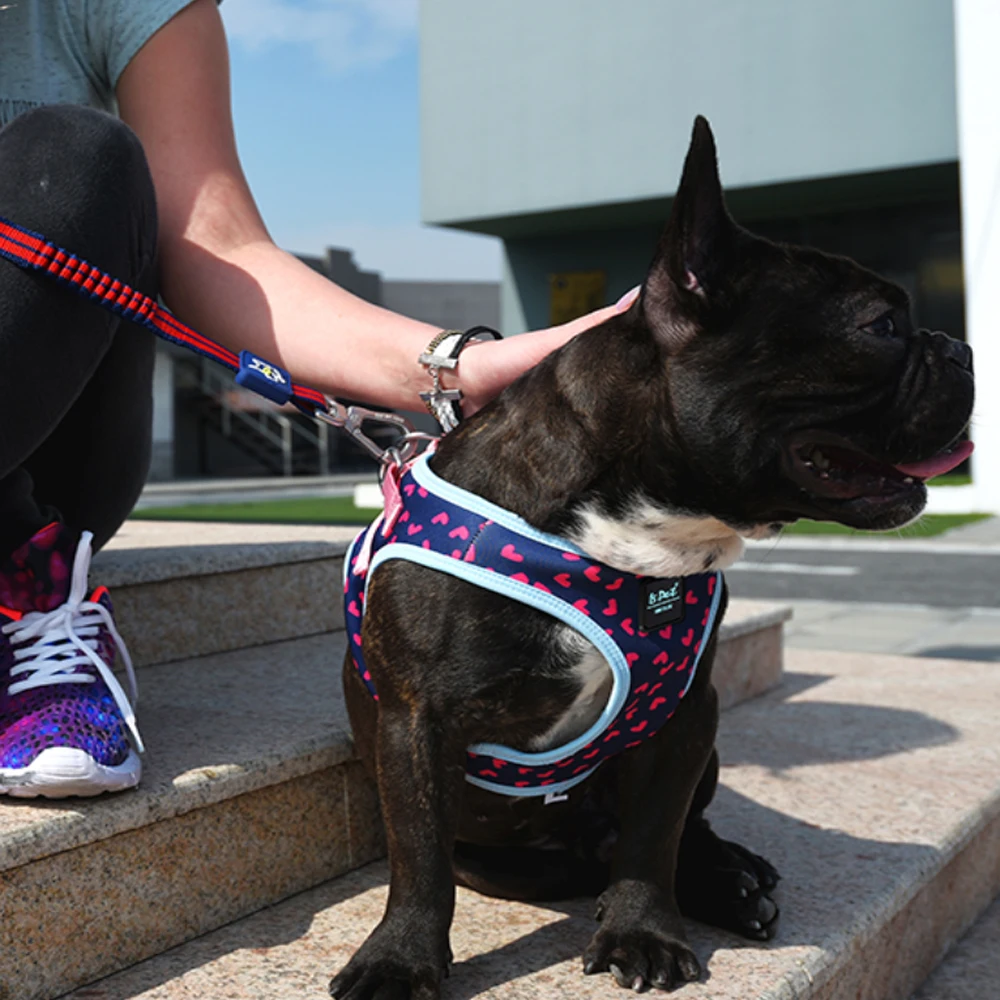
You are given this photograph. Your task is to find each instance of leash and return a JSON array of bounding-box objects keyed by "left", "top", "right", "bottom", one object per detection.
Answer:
[{"left": 0, "top": 213, "right": 431, "bottom": 469}]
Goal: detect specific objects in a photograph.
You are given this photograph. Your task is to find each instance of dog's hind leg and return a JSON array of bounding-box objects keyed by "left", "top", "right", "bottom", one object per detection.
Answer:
[{"left": 675, "top": 747, "right": 780, "bottom": 940}]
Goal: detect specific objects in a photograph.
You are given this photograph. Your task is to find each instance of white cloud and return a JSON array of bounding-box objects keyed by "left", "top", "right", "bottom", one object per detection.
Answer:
[
  {"left": 277, "top": 221, "right": 502, "bottom": 282},
  {"left": 221, "top": 0, "right": 418, "bottom": 74}
]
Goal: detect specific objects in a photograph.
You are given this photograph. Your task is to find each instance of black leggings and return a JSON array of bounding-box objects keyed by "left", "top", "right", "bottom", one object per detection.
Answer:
[{"left": 0, "top": 105, "right": 158, "bottom": 558}]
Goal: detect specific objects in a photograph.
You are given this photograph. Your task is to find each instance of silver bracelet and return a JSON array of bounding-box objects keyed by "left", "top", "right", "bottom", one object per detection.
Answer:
[{"left": 418, "top": 326, "right": 502, "bottom": 433}]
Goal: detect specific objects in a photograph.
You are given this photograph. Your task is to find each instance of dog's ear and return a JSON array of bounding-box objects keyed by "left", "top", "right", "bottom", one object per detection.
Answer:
[{"left": 642, "top": 116, "right": 739, "bottom": 349}]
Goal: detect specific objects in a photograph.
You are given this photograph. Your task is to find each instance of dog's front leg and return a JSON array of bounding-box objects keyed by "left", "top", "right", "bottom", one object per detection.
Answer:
[
  {"left": 330, "top": 697, "right": 465, "bottom": 1000},
  {"left": 583, "top": 676, "right": 719, "bottom": 992}
]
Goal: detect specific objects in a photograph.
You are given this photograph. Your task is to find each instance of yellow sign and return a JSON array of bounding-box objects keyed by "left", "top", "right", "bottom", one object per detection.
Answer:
[{"left": 549, "top": 271, "right": 607, "bottom": 326}]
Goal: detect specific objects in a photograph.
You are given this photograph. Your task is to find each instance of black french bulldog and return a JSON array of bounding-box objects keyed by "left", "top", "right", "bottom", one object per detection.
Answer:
[{"left": 331, "top": 117, "right": 974, "bottom": 998}]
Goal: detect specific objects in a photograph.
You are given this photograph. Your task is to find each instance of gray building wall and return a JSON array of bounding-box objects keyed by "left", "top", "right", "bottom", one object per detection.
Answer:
[
  {"left": 382, "top": 280, "right": 500, "bottom": 330},
  {"left": 422, "top": 0, "right": 958, "bottom": 231},
  {"left": 298, "top": 247, "right": 383, "bottom": 304},
  {"left": 501, "top": 227, "right": 659, "bottom": 336},
  {"left": 148, "top": 344, "right": 175, "bottom": 481},
  {"left": 421, "top": 0, "right": 962, "bottom": 338},
  {"left": 295, "top": 252, "right": 500, "bottom": 332},
  {"left": 500, "top": 195, "right": 964, "bottom": 335}
]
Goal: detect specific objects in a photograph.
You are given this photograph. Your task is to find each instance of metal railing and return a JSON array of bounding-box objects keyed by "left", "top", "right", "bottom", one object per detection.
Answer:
[{"left": 200, "top": 361, "right": 329, "bottom": 476}]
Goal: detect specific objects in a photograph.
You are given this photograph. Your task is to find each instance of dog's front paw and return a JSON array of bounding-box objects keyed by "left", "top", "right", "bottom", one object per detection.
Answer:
[
  {"left": 677, "top": 817, "right": 780, "bottom": 941},
  {"left": 582, "top": 885, "right": 700, "bottom": 992},
  {"left": 583, "top": 926, "right": 700, "bottom": 991},
  {"left": 330, "top": 918, "right": 451, "bottom": 1000}
]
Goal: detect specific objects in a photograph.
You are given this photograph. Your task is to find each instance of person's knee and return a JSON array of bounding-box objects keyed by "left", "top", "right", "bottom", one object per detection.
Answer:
[
  {"left": 0, "top": 105, "right": 158, "bottom": 285},
  {"left": 3, "top": 105, "right": 154, "bottom": 226},
  {"left": 9, "top": 105, "right": 147, "bottom": 180}
]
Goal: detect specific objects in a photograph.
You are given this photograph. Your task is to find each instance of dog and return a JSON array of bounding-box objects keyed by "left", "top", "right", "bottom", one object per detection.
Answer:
[{"left": 331, "top": 116, "right": 975, "bottom": 998}]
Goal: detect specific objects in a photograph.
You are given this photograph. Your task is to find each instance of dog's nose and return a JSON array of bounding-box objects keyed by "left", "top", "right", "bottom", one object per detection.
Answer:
[{"left": 929, "top": 330, "right": 974, "bottom": 374}]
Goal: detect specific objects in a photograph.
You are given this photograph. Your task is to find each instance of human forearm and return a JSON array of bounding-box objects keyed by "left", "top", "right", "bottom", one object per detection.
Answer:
[
  {"left": 158, "top": 234, "right": 439, "bottom": 410},
  {"left": 118, "top": 0, "right": 635, "bottom": 418}
]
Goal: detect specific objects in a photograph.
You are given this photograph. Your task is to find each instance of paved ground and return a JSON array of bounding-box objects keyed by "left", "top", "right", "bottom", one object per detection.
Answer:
[
  {"left": 737, "top": 517, "right": 1000, "bottom": 662},
  {"left": 777, "top": 598, "right": 1000, "bottom": 661},
  {"left": 732, "top": 542, "right": 1000, "bottom": 608}
]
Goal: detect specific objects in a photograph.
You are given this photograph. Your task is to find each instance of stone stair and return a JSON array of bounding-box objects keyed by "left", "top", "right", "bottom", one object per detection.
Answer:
[
  {"left": 52, "top": 649, "right": 1000, "bottom": 1000},
  {"left": 7, "top": 520, "right": 999, "bottom": 1000},
  {"left": 910, "top": 896, "right": 1000, "bottom": 999},
  {"left": 2, "top": 520, "right": 789, "bottom": 1000}
]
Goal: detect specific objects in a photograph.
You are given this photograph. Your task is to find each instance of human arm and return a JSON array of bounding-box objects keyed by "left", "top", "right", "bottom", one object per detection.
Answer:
[{"left": 116, "top": 0, "right": 633, "bottom": 414}]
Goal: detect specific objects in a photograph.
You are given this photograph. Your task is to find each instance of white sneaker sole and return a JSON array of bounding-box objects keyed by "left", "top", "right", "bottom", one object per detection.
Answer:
[{"left": 0, "top": 746, "right": 141, "bottom": 798}]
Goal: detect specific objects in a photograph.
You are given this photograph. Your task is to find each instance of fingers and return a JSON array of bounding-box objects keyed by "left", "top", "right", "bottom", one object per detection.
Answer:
[
  {"left": 456, "top": 284, "right": 642, "bottom": 413},
  {"left": 552, "top": 285, "right": 641, "bottom": 339}
]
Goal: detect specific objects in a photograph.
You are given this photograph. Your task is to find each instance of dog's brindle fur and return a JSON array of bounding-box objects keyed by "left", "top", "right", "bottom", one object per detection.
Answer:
[{"left": 332, "top": 118, "right": 974, "bottom": 998}]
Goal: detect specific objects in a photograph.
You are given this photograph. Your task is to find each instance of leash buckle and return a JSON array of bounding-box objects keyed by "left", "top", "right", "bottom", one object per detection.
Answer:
[{"left": 318, "top": 398, "right": 436, "bottom": 470}]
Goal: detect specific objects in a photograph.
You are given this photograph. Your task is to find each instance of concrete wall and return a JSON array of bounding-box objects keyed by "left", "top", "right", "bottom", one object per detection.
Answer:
[
  {"left": 382, "top": 280, "right": 500, "bottom": 330},
  {"left": 954, "top": 0, "right": 1000, "bottom": 513},
  {"left": 502, "top": 226, "right": 659, "bottom": 334},
  {"left": 500, "top": 194, "right": 963, "bottom": 335},
  {"left": 148, "top": 345, "right": 174, "bottom": 482},
  {"left": 422, "top": 0, "right": 958, "bottom": 229},
  {"left": 297, "top": 248, "right": 382, "bottom": 304}
]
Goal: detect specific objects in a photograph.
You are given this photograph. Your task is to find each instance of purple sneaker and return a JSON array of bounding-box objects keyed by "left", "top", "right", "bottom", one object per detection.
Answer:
[{"left": 0, "top": 522, "right": 142, "bottom": 798}]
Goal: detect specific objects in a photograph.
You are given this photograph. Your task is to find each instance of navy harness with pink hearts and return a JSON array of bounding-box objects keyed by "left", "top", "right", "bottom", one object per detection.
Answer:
[{"left": 344, "top": 453, "right": 722, "bottom": 798}]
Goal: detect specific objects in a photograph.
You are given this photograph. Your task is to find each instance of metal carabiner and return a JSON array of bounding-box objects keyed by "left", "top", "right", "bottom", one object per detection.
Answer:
[{"left": 316, "top": 398, "right": 436, "bottom": 469}]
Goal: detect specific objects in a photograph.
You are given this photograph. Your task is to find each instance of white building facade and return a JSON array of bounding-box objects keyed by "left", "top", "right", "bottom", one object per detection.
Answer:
[{"left": 421, "top": 0, "right": 994, "bottom": 512}]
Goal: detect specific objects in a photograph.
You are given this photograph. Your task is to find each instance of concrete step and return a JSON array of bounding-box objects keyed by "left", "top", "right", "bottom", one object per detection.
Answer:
[
  {"left": 3, "top": 633, "right": 381, "bottom": 1000},
  {"left": 93, "top": 520, "right": 361, "bottom": 666},
  {"left": 3, "top": 597, "right": 787, "bottom": 1000},
  {"left": 56, "top": 648, "right": 1000, "bottom": 1000},
  {"left": 910, "top": 896, "right": 1000, "bottom": 999},
  {"left": 94, "top": 520, "right": 787, "bottom": 685}
]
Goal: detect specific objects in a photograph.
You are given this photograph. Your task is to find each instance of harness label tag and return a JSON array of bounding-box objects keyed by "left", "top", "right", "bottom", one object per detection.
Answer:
[{"left": 638, "top": 577, "right": 686, "bottom": 632}]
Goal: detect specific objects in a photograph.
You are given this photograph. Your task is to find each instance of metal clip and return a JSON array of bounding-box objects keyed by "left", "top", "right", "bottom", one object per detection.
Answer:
[{"left": 317, "top": 398, "right": 436, "bottom": 470}]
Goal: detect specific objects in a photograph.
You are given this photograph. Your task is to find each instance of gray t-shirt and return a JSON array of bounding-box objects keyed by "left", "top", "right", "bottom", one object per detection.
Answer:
[{"left": 0, "top": 0, "right": 198, "bottom": 128}]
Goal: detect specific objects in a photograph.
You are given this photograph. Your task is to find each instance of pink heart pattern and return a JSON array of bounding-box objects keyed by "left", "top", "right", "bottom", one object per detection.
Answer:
[{"left": 344, "top": 459, "right": 719, "bottom": 794}]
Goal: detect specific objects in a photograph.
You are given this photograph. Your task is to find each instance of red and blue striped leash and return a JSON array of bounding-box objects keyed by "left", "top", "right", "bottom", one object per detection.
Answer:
[{"left": 0, "top": 213, "right": 422, "bottom": 465}]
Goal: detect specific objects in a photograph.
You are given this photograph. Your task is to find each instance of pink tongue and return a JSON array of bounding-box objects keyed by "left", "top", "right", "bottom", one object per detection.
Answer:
[{"left": 895, "top": 440, "right": 974, "bottom": 481}]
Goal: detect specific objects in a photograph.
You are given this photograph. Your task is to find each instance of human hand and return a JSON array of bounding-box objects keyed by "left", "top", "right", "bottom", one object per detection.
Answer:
[{"left": 457, "top": 286, "right": 641, "bottom": 415}]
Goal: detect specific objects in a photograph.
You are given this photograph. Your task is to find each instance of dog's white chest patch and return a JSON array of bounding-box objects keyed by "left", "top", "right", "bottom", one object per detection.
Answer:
[{"left": 568, "top": 496, "right": 745, "bottom": 577}]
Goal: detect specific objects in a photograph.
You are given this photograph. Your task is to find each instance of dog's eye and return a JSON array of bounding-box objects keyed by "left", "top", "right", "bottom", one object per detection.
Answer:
[{"left": 863, "top": 313, "right": 896, "bottom": 337}]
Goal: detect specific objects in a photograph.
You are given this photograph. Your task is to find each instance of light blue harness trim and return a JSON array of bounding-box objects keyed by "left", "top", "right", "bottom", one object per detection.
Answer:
[
  {"left": 409, "top": 454, "right": 590, "bottom": 557},
  {"left": 366, "top": 544, "right": 632, "bottom": 769}
]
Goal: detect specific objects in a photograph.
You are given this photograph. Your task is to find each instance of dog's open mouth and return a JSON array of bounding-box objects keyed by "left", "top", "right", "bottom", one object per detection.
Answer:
[{"left": 786, "top": 433, "right": 974, "bottom": 503}]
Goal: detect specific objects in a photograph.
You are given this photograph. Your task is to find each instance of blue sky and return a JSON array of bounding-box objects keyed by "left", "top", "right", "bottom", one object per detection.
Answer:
[{"left": 220, "top": 0, "right": 502, "bottom": 281}]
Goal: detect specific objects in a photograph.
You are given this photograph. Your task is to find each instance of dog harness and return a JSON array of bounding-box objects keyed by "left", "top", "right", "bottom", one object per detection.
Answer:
[{"left": 345, "top": 454, "right": 723, "bottom": 798}]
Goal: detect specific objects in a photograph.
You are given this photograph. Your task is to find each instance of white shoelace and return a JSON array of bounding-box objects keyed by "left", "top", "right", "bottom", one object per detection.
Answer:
[{"left": 1, "top": 531, "right": 144, "bottom": 753}]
